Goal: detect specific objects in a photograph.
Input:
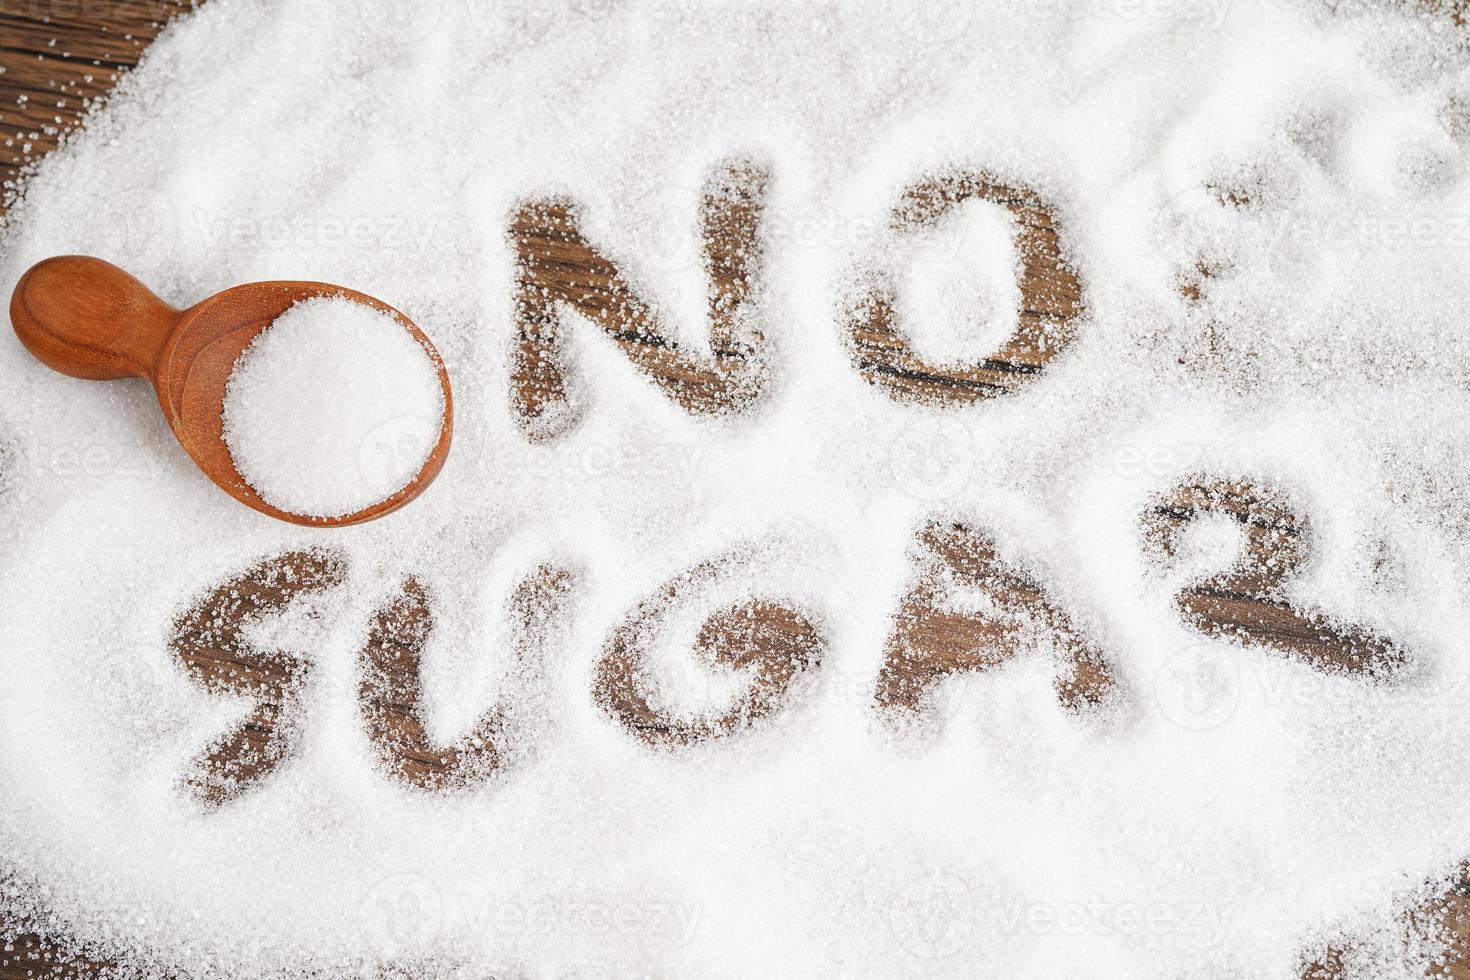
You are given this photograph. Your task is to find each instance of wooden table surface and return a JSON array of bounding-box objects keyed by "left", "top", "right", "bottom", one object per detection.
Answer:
[{"left": 2, "top": 3, "right": 1469, "bottom": 977}]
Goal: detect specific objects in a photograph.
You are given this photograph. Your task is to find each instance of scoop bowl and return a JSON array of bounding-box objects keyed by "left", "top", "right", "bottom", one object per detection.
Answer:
[{"left": 9, "top": 255, "right": 454, "bottom": 527}]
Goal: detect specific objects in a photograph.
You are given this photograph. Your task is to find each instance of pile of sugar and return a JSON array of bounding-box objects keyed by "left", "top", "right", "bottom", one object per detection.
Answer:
[
  {"left": 221, "top": 295, "right": 445, "bottom": 519},
  {"left": 1, "top": 0, "right": 1470, "bottom": 978}
]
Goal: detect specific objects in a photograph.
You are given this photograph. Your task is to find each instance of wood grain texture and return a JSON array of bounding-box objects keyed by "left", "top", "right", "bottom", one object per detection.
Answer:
[
  {"left": 10, "top": 253, "right": 181, "bottom": 377},
  {"left": 358, "top": 566, "right": 574, "bottom": 790},
  {"left": 0, "top": 0, "right": 195, "bottom": 207},
  {"left": 510, "top": 161, "right": 770, "bottom": 442},
  {"left": 170, "top": 548, "right": 346, "bottom": 806},
  {"left": 1143, "top": 478, "right": 1407, "bottom": 675},
  {"left": 0, "top": 3, "right": 1462, "bottom": 978},
  {"left": 592, "top": 550, "right": 825, "bottom": 746},
  {"left": 845, "top": 171, "right": 1082, "bottom": 403},
  {"left": 875, "top": 520, "right": 1116, "bottom": 722}
]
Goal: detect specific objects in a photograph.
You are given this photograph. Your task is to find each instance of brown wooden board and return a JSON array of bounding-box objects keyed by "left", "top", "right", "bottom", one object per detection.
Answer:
[{"left": 2, "top": 3, "right": 1468, "bottom": 977}]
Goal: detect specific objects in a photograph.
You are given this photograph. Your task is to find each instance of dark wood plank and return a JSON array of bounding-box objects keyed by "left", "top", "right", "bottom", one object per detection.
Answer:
[
  {"left": 0, "top": 0, "right": 196, "bottom": 210},
  {"left": 0, "top": 3, "right": 1464, "bottom": 978}
]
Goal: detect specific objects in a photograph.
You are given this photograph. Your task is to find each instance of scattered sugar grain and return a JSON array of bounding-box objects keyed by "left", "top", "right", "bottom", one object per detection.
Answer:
[
  {"left": 0, "top": 1, "right": 1467, "bottom": 979},
  {"left": 221, "top": 296, "right": 444, "bottom": 519}
]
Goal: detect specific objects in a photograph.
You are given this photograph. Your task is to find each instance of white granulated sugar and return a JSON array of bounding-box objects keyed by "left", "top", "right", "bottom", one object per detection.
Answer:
[
  {"left": 1, "top": 0, "right": 1470, "bottom": 978},
  {"left": 221, "top": 296, "right": 444, "bottom": 519},
  {"left": 896, "top": 198, "right": 1022, "bottom": 368}
]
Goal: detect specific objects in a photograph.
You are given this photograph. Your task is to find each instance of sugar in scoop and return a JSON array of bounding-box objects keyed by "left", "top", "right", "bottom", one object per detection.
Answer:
[
  {"left": 221, "top": 296, "right": 446, "bottom": 519},
  {"left": 11, "top": 257, "right": 454, "bottom": 527}
]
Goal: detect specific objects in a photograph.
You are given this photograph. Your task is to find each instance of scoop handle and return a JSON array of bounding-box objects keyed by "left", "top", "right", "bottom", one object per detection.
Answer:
[{"left": 9, "top": 255, "right": 180, "bottom": 380}]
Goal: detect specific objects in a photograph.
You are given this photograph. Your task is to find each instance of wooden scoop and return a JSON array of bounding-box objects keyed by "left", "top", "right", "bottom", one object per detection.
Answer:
[{"left": 8, "top": 255, "right": 453, "bottom": 527}]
